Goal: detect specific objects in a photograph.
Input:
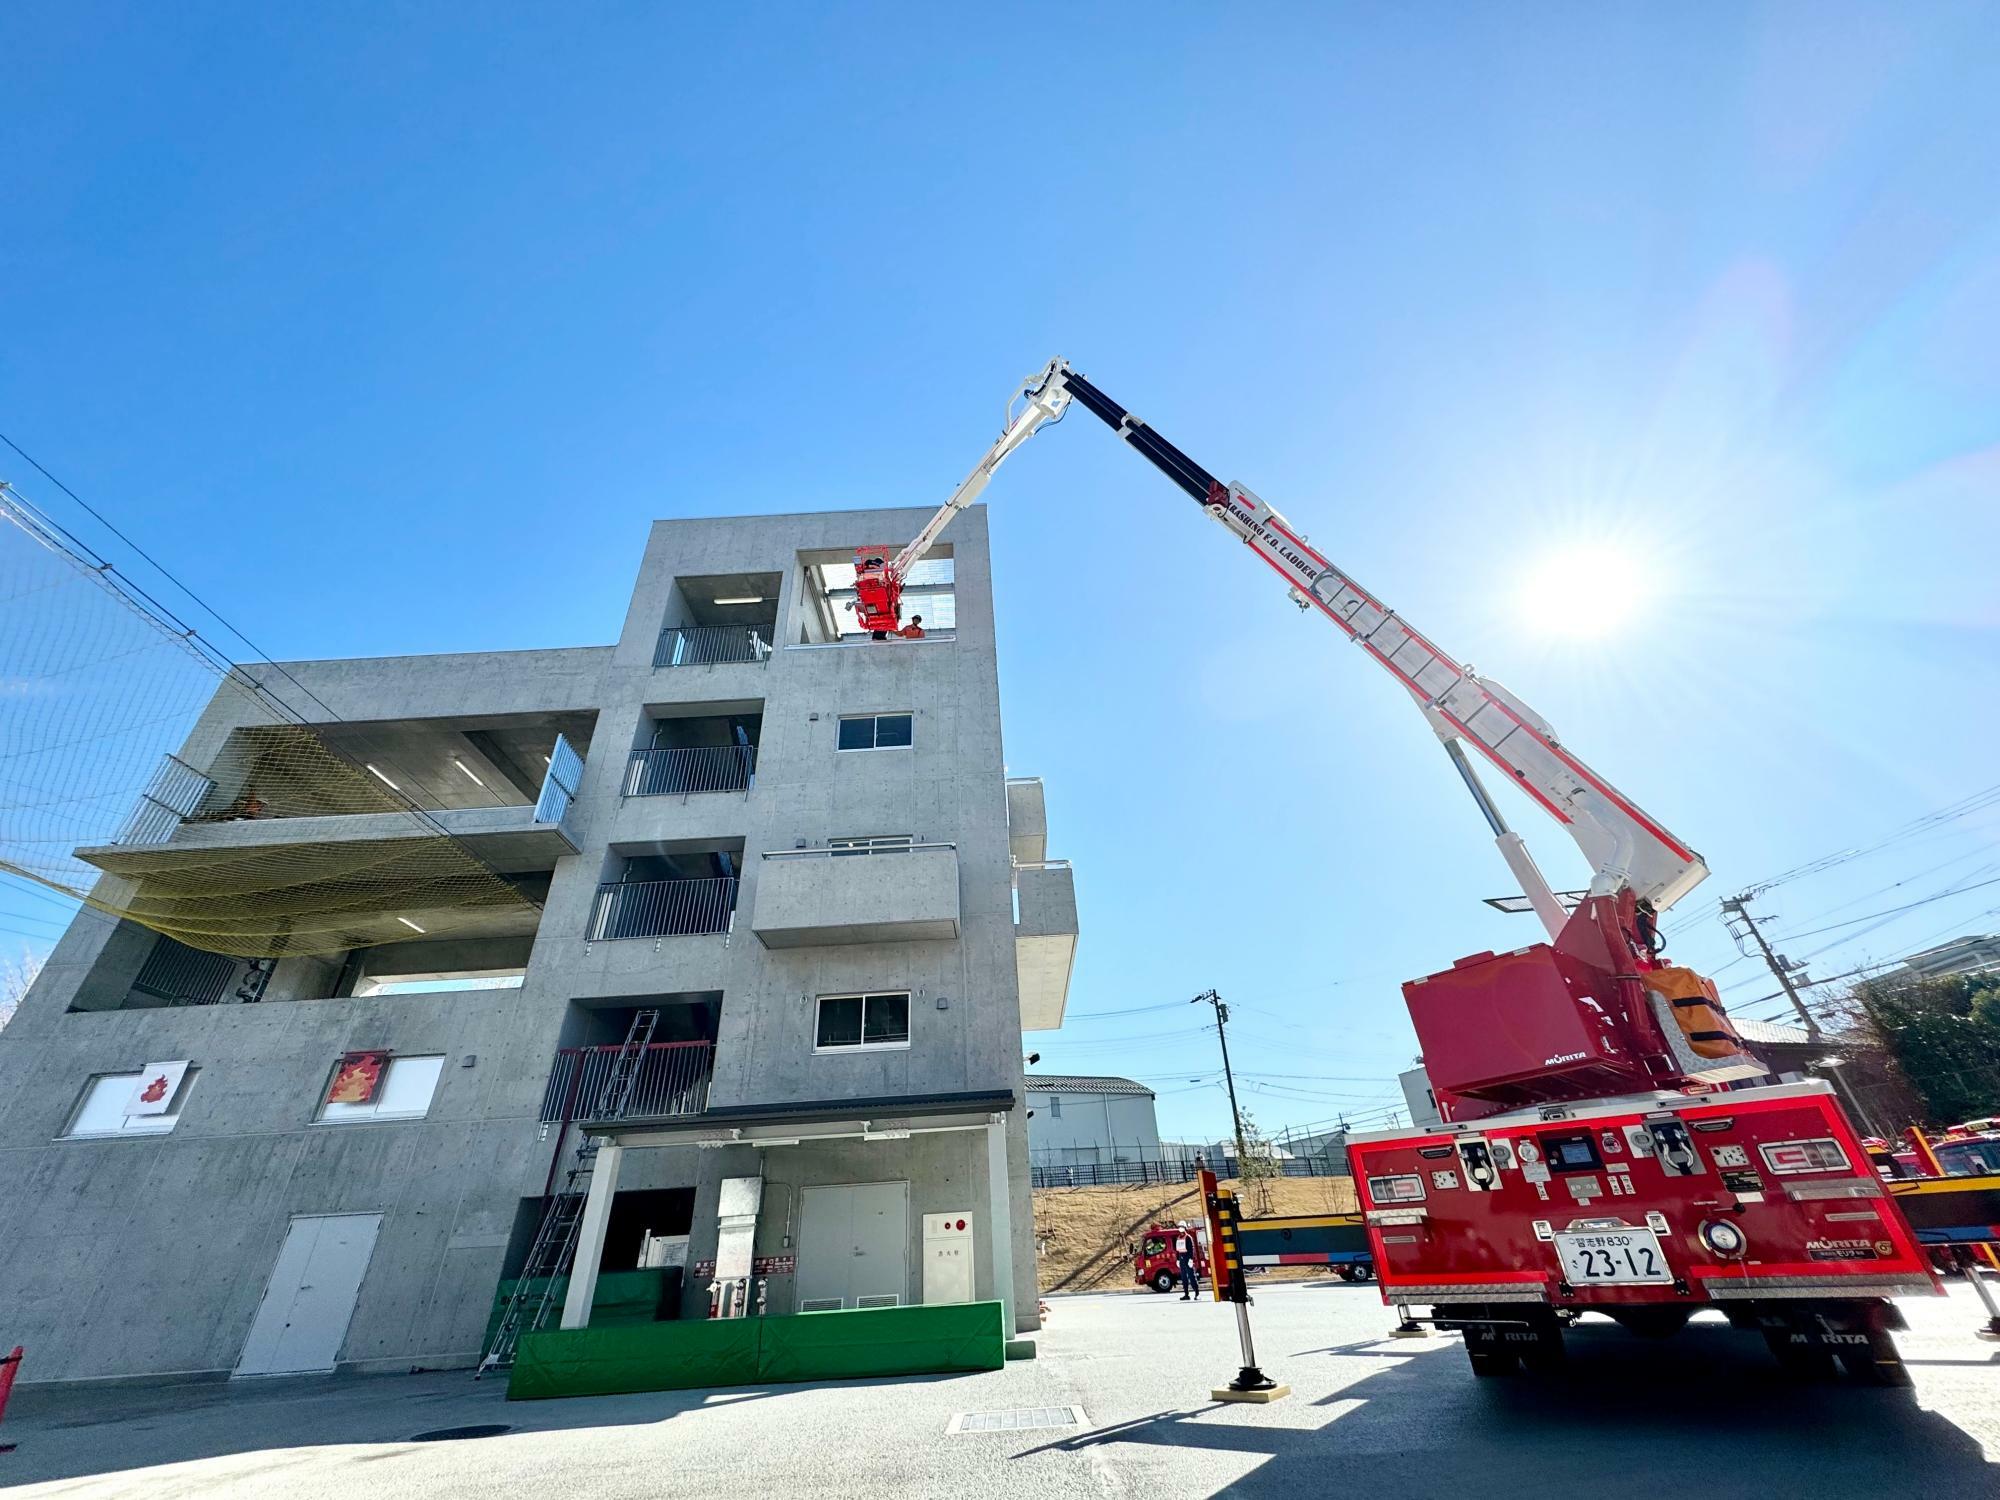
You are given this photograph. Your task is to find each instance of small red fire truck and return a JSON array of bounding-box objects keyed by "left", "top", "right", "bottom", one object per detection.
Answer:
[
  {"left": 856, "top": 358, "right": 1940, "bottom": 1383},
  {"left": 1132, "top": 1224, "right": 1210, "bottom": 1293}
]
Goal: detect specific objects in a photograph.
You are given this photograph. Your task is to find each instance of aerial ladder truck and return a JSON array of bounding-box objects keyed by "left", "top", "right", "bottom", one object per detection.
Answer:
[{"left": 853, "top": 358, "right": 1939, "bottom": 1383}]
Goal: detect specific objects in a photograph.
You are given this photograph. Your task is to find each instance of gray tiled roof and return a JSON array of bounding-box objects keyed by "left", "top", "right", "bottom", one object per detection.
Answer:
[{"left": 1023, "top": 1073, "right": 1155, "bottom": 1098}]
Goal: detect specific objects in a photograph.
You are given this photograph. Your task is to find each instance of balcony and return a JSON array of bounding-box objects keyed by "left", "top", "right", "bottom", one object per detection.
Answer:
[
  {"left": 1015, "top": 859, "right": 1077, "bottom": 1031},
  {"left": 654, "top": 626, "right": 772, "bottom": 668},
  {"left": 540, "top": 1040, "right": 715, "bottom": 1123},
  {"left": 587, "top": 876, "right": 739, "bottom": 942},
  {"left": 1006, "top": 777, "right": 1047, "bottom": 866},
  {"left": 624, "top": 744, "right": 757, "bottom": 798},
  {"left": 749, "top": 843, "right": 960, "bottom": 949}
]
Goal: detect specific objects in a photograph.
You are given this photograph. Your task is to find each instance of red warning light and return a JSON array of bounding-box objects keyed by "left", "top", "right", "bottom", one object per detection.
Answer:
[{"left": 955, "top": 1219, "right": 965, "bottom": 1231}]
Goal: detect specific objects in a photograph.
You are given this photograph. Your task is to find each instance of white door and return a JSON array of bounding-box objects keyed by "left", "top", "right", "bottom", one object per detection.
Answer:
[
  {"left": 235, "top": 1213, "right": 383, "bottom": 1376},
  {"left": 797, "top": 1182, "right": 909, "bottom": 1309}
]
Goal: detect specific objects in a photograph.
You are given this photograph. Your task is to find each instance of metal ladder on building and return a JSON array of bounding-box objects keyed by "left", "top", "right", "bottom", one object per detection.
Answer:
[{"left": 476, "top": 1009, "right": 660, "bottom": 1375}]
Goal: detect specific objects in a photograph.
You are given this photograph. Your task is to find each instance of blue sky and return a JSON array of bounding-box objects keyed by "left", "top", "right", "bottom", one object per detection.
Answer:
[{"left": 4, "top": 4, "right": 1999, "bottom": 1140}]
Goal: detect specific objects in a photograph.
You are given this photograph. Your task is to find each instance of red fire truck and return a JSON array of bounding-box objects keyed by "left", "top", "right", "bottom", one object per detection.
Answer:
[
  {"left": 1132, "top": 1224, "right": 1210, "bottom": 1293},
  {"left": 856, "top": 358, "right": 1940, "bottom": 1384}
]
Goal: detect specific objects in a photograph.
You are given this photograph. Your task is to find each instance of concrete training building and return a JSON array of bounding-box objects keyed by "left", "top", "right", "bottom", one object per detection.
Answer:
[{"left": 0, "top": 504, "right": 1077, "bottom": 1382}]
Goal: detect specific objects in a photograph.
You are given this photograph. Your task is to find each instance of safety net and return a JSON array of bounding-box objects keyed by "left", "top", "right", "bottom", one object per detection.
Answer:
[{"left": 0, "top": 482, "right": 537, "bottom": 958}]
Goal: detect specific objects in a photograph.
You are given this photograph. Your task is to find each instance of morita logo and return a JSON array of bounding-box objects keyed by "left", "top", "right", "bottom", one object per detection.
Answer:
[{"left": 1544, "top": 1051, "right": 1587, "bottom": 1066}]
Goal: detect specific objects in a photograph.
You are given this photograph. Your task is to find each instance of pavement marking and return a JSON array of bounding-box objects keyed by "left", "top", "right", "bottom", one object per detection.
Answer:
[{"left": 945, "top": 1406, "right": 1085, "bottom": 1435}]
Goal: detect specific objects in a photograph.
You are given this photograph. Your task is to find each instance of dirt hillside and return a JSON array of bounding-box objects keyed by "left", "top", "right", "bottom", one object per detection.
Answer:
[{"left": 1034, "top": 1175, "right": 1359, "bottom": 1294}]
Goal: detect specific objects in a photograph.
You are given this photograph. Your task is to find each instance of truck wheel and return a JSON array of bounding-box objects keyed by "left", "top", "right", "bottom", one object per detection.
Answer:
[
  {"left": 1609, "top": 1307, "right": 1691, "bottom": 1340},
  {"left": 1351, "top": 1262, "right": 1374, "bottom": 1283},
  {"left": 1837, "top": 1332, "right": 1914, "bottom": 1388},
  {"left": 1519, "top": 1333, "right": 1566, "bottom": 1374},
  {"left": 1762, "top": 1330, "right": 1836, "bottom": 1381},
  {"left": 1336, "top": 1266, "right": 1357, "bottom": 1283},
  {"left": 1149, "top": 1270, "right": 1176, "bottom": 1293},
  {"left": 1466, "top": 1346, "right": 1517, "bottom": 1377}
]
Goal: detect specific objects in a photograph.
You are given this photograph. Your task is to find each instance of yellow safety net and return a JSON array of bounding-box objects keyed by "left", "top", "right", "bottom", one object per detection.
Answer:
[{"left": 0, "top": 486, "right": 536, "bottom": 958}]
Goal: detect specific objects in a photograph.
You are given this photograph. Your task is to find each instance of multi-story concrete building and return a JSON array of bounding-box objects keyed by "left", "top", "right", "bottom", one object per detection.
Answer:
[{"left": 0, "top": 505, "right": 1075, "bottom": 1382}]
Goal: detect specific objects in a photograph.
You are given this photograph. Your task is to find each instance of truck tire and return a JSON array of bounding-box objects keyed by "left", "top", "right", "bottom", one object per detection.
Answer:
[
  {"left": 1351, "top": 1262, "right": 1374, "bottom": 1283},
  {"left": 1150, "top": 1270, "right": 1176, "bottom": 1294},
  {"left": 1609, "top": 1306, "right": 1691, "bottom": 1340},
  {"left": 1466, "top": 1346, "right": 1517, "bottom": 1377},
  {"left": 1837, "top": 1330, "right": 1914, "bottom": 1388},
  {"left": 1762, "top": 1329, "right": 1836, "bottom": 1381},
  {"left": 1336, "top": 1266, "right": 1358, "bottom": 1283}
]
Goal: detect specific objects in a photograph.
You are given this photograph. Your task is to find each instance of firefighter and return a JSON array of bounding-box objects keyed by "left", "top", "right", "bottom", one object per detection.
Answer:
[{"left": 1175, "top": 1224, "right": 1202, "bottom": 1300}]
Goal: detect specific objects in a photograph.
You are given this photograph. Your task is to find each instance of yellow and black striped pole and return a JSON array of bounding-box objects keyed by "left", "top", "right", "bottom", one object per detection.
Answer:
[{"left": 1198, "top": 1163, "right": 1285, "bottom": 1400}]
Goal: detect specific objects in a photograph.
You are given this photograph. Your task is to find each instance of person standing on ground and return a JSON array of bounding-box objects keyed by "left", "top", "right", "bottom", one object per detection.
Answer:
[{"left": 1175, "top": 1225, "right": 1201, "bottom": 1300}]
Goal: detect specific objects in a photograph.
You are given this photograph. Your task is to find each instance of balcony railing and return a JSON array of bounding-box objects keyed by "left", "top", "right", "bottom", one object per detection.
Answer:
[
  {"left": 587, "top": 876, "right": 739, "bottom": 941},
  {"left": 624, "top": 745, "right": 757, "bottom": 798},
  {"left": 654, "top": 625, "right": 772, "bottom": 668},
  {"left": 539, "top": 1040, "right": 715, "bottom": 1123}
]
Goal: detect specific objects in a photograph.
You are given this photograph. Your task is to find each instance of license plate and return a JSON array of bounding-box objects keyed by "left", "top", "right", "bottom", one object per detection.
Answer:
[{"left": 1553, "top": 1228, "right": 1672, "bottom": 1285}]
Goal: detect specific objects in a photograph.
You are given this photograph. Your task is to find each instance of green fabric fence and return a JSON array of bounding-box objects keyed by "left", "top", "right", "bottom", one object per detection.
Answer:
[{"left": 509, "top": 1300, "right": 1005, "bottom": 1400}]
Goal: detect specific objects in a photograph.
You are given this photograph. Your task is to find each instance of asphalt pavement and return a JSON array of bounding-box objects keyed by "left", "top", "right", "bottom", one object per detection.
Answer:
[{"left": 4, "top": 1281, "right": 1996, "bottom": 1498}]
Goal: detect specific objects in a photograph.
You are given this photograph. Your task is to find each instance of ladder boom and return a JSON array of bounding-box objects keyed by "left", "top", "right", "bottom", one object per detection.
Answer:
[{"left": 879, "top": 360, "right": 1710, "bottom": 912}]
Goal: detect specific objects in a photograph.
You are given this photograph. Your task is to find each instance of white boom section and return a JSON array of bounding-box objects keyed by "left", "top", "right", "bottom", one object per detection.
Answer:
[
  {"left": 1192, "top": 478, "right": 1709, "bottom": 912},
  {"left": 890, "top": 359, "right": 1710, "bottom": 918},
  {"left": 888, "top": 361, "right": 1075, "bottom": 580}
]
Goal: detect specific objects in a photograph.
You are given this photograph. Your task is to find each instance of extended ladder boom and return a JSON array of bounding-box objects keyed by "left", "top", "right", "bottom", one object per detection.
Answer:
[{"left": 890, "top": 359, "right": 1710, "bottom": 925}]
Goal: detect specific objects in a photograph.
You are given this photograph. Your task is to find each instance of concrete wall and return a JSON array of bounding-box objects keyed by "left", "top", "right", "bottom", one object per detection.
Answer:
[{"left": 0, "top": 504, "right": 1046, "bottom": 1381}]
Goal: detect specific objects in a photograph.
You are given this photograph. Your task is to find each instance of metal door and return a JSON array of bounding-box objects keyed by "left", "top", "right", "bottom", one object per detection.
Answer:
[
  {"left": 797, "top": 1182, "right": 908, "bottom": 1309},
  {"left": 234, "top": 1213, "right": 383, "bottom": 1376}
]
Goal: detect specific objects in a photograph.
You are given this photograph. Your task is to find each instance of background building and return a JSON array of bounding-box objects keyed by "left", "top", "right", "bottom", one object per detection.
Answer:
[
  {"left": 1024, "top": 1073, "right": 1159, "bottom": 1167},
  {"left": 0, "top": 503, "right": 1074, "bottom": 1382}
]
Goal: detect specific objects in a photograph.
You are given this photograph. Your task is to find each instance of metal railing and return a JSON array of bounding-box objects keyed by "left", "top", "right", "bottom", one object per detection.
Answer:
[
  {"left": 624, "top": 745, "right": 757, "bottom": 797},
  {"left": 116, "top": 754, "right": 216, "bottom": 845},
  {"left": 1029, "top": 1153, "right": 1352, "bottom": 1189},
  {"left": 654, "top": 625, "right": 771, "bottom": 668},
  {"left": 538, "top": 1040, "right": 715, "bottom": 1123},
  {"left": 587, "top": 876, "right": 738, "bottom": 941}
]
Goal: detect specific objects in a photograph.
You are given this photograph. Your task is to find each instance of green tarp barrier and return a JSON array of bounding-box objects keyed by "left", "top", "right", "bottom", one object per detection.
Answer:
[
  {"left": 482, "top": 1268, "right": 672, "bottom": 1353},
  {"left": 761, "top": 1300, "right": 1005, "bottom": 1382},
  {"left": 511, "top": 1317, "right": 760, "bottom": 1400},
  {"left": 508, "top": 1301, "right": 1006, "bottom": 1400}
]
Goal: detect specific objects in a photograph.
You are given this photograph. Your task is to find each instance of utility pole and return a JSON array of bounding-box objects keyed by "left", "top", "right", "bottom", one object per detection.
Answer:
[
  {"left": 1192, "top": 989, "right": 1248, "bottom": 1166},
  {"left": 1720, "top": 894, "right": 1821, "bottom": 1039},
  {"left": 1721, "top": 893, "right": 1884, "bottom": 1136}
]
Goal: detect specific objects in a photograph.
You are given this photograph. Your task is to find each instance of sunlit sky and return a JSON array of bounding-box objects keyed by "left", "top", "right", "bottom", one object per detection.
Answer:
[{"left": 4, "top": 5, "right": 1999, "bottom": 1141}]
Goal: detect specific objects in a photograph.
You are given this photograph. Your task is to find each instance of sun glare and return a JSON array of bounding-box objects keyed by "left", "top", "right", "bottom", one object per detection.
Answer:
[{"left": 1516, "top": 542, "right": 1651, "bottom": 639}]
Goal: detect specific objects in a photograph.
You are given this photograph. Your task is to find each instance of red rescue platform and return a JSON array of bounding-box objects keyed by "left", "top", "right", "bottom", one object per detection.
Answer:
[{"left": 851, "top": 545, "right": 903, "bottom": 636}]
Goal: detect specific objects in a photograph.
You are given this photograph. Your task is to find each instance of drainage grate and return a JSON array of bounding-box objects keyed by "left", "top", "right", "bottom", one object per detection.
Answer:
[
  {"left": 410, "top": 1424, "right": 513, "bottom": 1442},
  {"left": 946, "top": 1406, "right": 1084, "bottom": 1435}
]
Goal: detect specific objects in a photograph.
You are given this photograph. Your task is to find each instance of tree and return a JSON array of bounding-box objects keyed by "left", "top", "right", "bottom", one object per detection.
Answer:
[
  {"left": 1234, "top": 1109, "right": 1283, "bottom": 1216},
  {"left": 1839, "top": 969, "right": 2000, "bottom": 1127},
  {"left": 0, "top": 946, "right": 44, "bottom": 1032}
]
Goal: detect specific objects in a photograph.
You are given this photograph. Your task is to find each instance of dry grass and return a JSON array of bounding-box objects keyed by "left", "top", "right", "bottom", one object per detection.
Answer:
[{"left": 1033, "top": 1175, "right": 1358, "bottom": 1293}]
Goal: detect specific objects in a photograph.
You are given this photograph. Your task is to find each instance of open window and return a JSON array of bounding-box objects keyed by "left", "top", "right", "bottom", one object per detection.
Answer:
[{"left": 799, "top": 551, "right": 955, "bottom": 643}]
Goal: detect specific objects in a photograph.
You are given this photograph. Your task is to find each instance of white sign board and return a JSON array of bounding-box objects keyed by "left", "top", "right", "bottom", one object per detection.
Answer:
[{"left": 126, "top": 1060, "right": 191, "bottom": 1116}]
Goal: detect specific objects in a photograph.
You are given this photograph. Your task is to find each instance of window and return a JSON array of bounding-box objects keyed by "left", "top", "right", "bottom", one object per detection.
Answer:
[
  {"left": 836, "top": 713, "right": 912, "bottom": 751},
  {"left": 829, "top": 835, "right": 915, "bottom": 856},
  {"left": 814, "top": 991, "right": 911, "bottom": 1052},
  {"left": 63, "top": 1068, "right": 199, "bottom": 1138},
  {"left": 317, "top": 1054, "right": 446, "bottom": 1123},
  {"left": 1048, "top": 1095, "right": 1062, "bottom": 1119}
]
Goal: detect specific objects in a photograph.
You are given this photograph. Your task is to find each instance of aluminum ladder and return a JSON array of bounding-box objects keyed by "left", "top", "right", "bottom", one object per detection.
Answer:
[{"left": 476, "top": 1009, "right": 660, "bottom": 1375}]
